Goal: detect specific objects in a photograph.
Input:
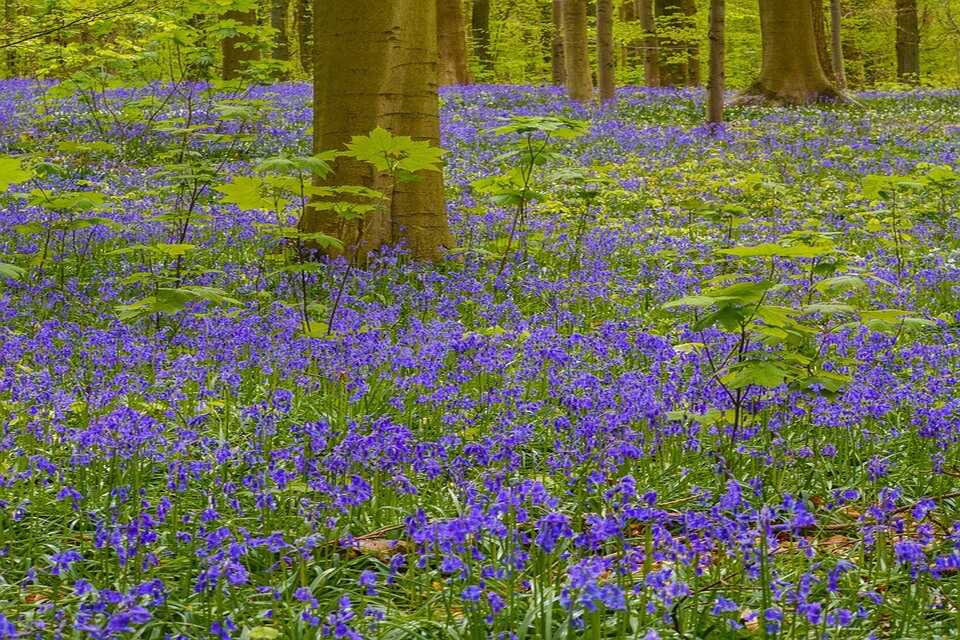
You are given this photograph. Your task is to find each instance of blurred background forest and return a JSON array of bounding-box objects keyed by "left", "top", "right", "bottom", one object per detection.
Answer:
[{"left": 2, "top": 0, "right": 960, "bottom": 90}]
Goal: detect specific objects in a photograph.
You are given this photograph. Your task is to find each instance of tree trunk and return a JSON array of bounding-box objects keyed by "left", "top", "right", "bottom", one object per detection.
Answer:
[
  {"left": 619, "top": 0, "right": 637, "bottom": 69},
  {"left": 562, "top": 0, "right": 593, "bottom": 100},
  {"left": 655, "top": 0, "right": 697, "bottom": 86},
  {"left": 830, "top": 0, "right": 846, "bottom": 89},
  {"left": 638, "top": 0, "right": 660, "bottom": 86},
  {"left": 706, "top": 0, "right": 725, "bottom": 128},
  {"left": 896, "top": 0, "right": 920, "bottom": 84},
  {"left": 3, "top": 0, "right": 16, "bottom": 78},
  {"left": 438, "top": 0, "right": 472, "bottom": 85},
  {"left": 810, "top": 0, "right": 835, "bottom": 82},
  {"left": 551, "top": 0, "right": 566, "bottom": 85},
  {"left": 736, "top": 0, "right": 846, "bottom": 105},
  {"left": 471, "top": 0, "right": 493, "bottom": 78},
  {"left": 684, "top": 0, "right": 700, "bottom": 85},
  {"left": 222, "top": 9, "right": 261, "bottom": 81},
  {"left": 295, "top": 0, "right": 312, "bottom": 74},
  {"left": 305, "top": 0, "right": 454, "bottom": 262},
  {"left": 596, "top": 0, "right": 616, "bottom": 101},
  {"left": 271, "top": 0, "right": 290, "bottom": 78}
]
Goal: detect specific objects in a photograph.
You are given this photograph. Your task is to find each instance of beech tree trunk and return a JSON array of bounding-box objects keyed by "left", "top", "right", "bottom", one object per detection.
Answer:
[
  {"left": 222, "top": 9, "right": 261, "bottom": 80},
  {"left": 551, "top": 0, "right": 566, "bottom": 85},
  {"left": 596, "top": 0, "right": 616, "bottom": 101},
  {"left": 638, "top": 0, "right": 660, "bottom": 86},
  {"left": 472, "top": 0, "right": 493, "bottom": 77},
  {"left": 706, "top": 0, "right": 725, "bottom": 127},
  {"left": 295, "top": 0, "right": 312, "bottom": 74},
  {"left": 655, "top": 0, "right": 697, "bottom": 86},
  {"left": 438, "top": 0, "right": 472, "bottom": 85},
  {"left": 3, "top": 0, "right": 16, "bottom": 78},
  {"left": 619, "top": 0, "right": 638, "bottom": 69},
  {"left": 271, "top": 0, "right": 290, "bottom": 78},
  {"left": 830, "top": 0, "right": 846, "bottom": 89},
  {"left": 896, "top": 0, "right": 920, "bottom": 84},
  {"left": 562, "top": 0, "right": 593, "bottom": 100},
  {"left": 736, "top": 0, "right": 846, "bottom": 104},
  {"left": 304, "top": 0, "right": 454, "bottom": 262}
]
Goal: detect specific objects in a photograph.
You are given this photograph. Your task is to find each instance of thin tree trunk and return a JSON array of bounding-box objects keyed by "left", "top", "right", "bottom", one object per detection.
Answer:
[
  {"left": 438, "top": 0, "right": 472, "bottom": 85},
  {"left": 306, "top": 0, "right": 453, "bottom": 262},
  {"left": 638, "top": 0, "right": 660, "bottom": 86},
  {"left": 295, "top": 0, "right": 312, "bottom": 74},
  {"left": 830, "top": 0, "right": 845, "bottom": 89},
  {"left": 562, "top": 0, "right": 593, "bottom": 101},
  {"left": 222, "top": 9, "right": 261, "bottom": 80},
  {"left": 472, "top": 0, "right": 493, "bottom": 78},
  {"left": 271, "top": 0, "right": 290, "bottom": 78},
  {"left": 551, "top": 0, "right": 566, "bottom": 85},
  {"left": 896, "top": 0, "right": 920, "bottom": 84},
  {"left": 619, "top": 0, "right": 638, "bottom": 69},
  {"left": 597, "top": 0, "right": 615, "bottom": 101},
  {"left": 706, "top": 0, "right": 725, "bottom": 128},
  {"left": 683, "top": 0, "right": 700, "bottom": 85},
  {"left": 3, "top": 0, "right": 16, "bottom": 78}
]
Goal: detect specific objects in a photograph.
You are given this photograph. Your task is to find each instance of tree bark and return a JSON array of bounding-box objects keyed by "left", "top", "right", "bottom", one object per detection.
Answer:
[
  {"left": 811, "top": 0, "right": 835, "bottom": 82},
  {"left": 3, "top": 0, "right": 16, "bottom": 78},
  {"left": 655, "top": 0, "right": 697, "bottom": 86},
  {"left": 596, "top": 0, "right": 616, "bottom": 101},
  {"left": 551, "top": 0, "right": 566, "bottom": 85},
  {"left": 305, "top": 0, "right": 454, "bottom": 262},
  {"left": 896, "top": 0, "right": 920, "bottom": 84},
  {"left": 295, "top": 0, "right": 312, "bottom": 74},
  {"left": 684, "top": 0, "right": 700, "bottom": 85},
  {"left": 271, "top": 0, "right": 290, "bottom": 78},
  {"left": 471, "top": 0, "right": 493, "bottom": 78},
  {"left": 830, "top": 0, "right": 845, "bottom": 89},
  {"left": 438, "top": 0, "right": 472, "bottom": 85},
  {"left": 562, "top": 0, "right": 593, "bottom": 100},
  {"left": 706, "top": 0, "right": 725, "bottom": 128},
  {"left": 638, "top": 0, "right": 660, "bottom": 86},
  {"left": 619, "top": 0, "right": 637, "bottom": 69},
  {"left": 736, "top": 0, "right": 846, "bottom": 105},
  {"left": 222, "top": 9, "right": 261, "bottom": 81}
]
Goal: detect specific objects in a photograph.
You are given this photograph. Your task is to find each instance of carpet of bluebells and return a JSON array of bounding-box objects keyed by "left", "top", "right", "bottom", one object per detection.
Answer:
[{"left": 1, "top": 80, "right": 960, "bottom": 639}]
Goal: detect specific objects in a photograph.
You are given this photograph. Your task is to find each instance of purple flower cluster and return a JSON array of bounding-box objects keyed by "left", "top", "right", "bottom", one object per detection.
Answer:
[{"left": 0, "top": 80, "right": 958, "bottom": 637}]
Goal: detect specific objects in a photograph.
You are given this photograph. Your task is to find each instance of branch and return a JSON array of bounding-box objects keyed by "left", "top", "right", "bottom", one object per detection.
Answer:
[{"left": 0, "top": 0, "right": 139, "bottom": 50}]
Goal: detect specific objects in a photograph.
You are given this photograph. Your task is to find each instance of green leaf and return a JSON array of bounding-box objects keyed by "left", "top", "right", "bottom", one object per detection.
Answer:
[
  {"left": 721, "top": 361, "right": 791, "bottom": 389},
  {"left": 0, "top": 263, "right": 26, "bottom": 280},
  {"left": 249, "top": 627, "right": 281, "bottom": 640},
  {"left": 717, "top": 243, "right": 833, "bottom": 259},
  {"left": 0, "top": 157, "right": 32, "bottom": 191},
  {"left": 216, "top": 176, "right": 273, "bottom": 211},
  {"left": 344, "top": 127, "right": 445, "bottom": 174},
  {"left": 154, "top": 244, "right": 195, "bottom": 258},
  {"left": 813, "top": 276, "right": 867, "bottom": 296},
  {"left": 692, "top": 306, "right": 744, "bottom": 331}
]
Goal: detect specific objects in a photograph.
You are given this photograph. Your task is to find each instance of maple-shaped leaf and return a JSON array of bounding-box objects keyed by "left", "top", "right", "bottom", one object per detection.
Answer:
[
  {"left": 216, "top": 176, "right": 273, "bottom": 211},
  {"left": 0, "top": 157, "right": 32, "bottom": 191}
]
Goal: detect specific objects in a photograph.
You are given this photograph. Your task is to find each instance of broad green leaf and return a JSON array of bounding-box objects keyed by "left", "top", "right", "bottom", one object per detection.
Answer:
[
  {"left": 0, "top": 263, "right": 26, "bottom": 280},
  {"left": 217, "top": 176, "right": 273, "bottom": 211},
  {"left": 249, "top": 627, "right": 280, "bottom": 640},
  {"left": 813, "top": 276, "right": 867, "bottom": 295},
  {"left": 154, "top": 244, "right": 195, "bottom": 258},
  {"left": 721, "top": 361, "right": 791, "bottom": 389},
  {"left": 0, "top": 157, "right": 31, "bottom": 191},
  {"left": 692, "top": 306, "right": 744, "bottom": 331},
  {"left": 717, "top": 244, "right": 832, "bottom": 259},
  {"left": 344, "top": 127, "right": 445, "bottom": 174}
]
